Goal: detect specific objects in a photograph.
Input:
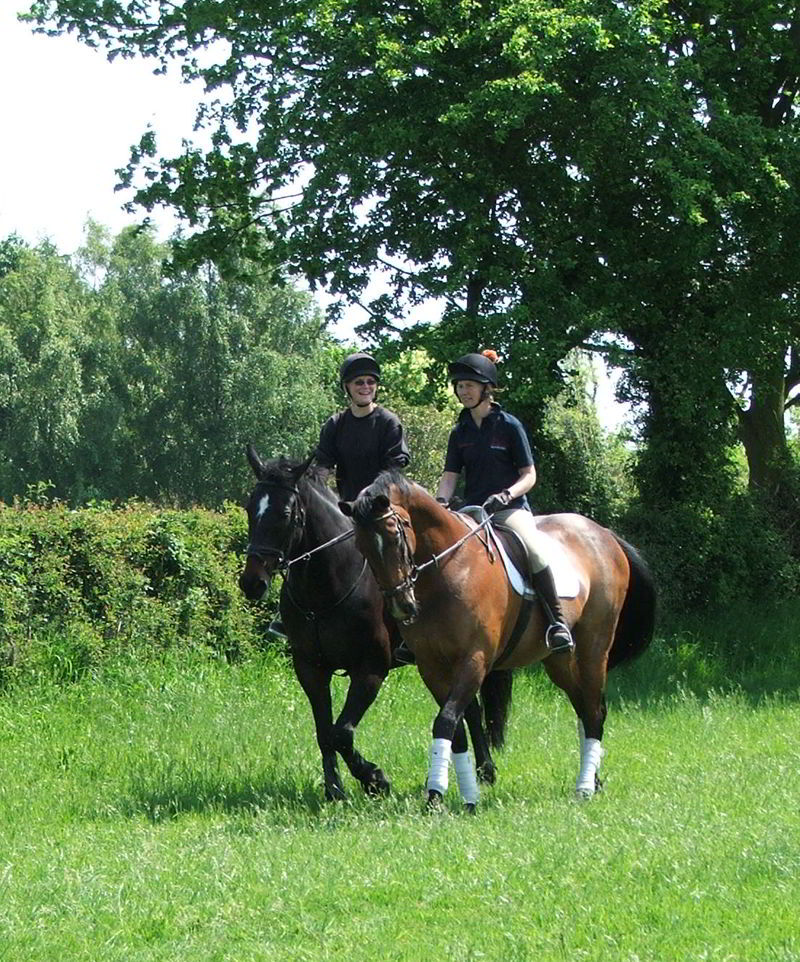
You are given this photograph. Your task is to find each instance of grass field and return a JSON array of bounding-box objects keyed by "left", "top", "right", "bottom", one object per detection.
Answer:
[{"left": 1, "top": 627, "right": 798, "bottom": 961}]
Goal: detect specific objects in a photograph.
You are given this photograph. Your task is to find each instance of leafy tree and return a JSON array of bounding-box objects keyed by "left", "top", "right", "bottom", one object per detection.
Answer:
[
  {"left": 79, "top": 224, "right": 338, "bottom": 505},
  {"left": 26, "top": 3, "right": 798, "bottom": 453},
  {"left": 0, "top": 235, "right": 27, "bottom": 279},
  {"left": 535, "top": 352, "right": 635, "bottom": 525},
  {"left": 0, "top": 240, "right": 91, "bottom": 499},
  {"left": 0, "top": 225, "right": 339, "bottom": 506}
]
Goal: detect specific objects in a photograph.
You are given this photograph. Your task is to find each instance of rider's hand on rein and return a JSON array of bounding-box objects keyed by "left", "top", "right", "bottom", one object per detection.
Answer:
[{"left": 482, "top": 490, "right": 512, "bottom": 514}]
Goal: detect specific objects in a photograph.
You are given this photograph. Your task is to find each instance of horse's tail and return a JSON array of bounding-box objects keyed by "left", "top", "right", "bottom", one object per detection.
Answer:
[
  {"left": 607, "top": 536, "right": 657, "bottom": 671},
  {"left": 480, "top": 669, "right": 514, "bottom": 749}
]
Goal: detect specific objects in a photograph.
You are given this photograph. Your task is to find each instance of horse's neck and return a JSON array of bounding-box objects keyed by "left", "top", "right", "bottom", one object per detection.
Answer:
[
  {"left": 409, "top": 497, "right": 467, "bottom": 561},
  {"left": 298, "top": 482, "right": 350, "bottom": 552}
]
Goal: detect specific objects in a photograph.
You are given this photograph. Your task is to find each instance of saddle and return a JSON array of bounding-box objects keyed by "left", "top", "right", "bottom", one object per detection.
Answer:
[{"left": 457, "top": 507, "right": 579, "bottom": 667}]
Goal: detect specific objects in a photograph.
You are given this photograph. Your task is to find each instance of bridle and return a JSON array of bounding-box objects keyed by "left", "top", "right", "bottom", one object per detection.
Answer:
[
  {"left": 245, "top": 478, "right": 362, "bottom": 622},
  {"left": 370, "top": 504, "right": 493, "bottom": 603},
  {"left": 369, "top": 506, "right": 418, "bottom": 602},
  {"left": 245, "top": 480, "right": 354, "bottom": 574}
]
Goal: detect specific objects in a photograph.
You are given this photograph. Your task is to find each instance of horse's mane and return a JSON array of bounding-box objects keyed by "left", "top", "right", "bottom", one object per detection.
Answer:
[
  {"left": 256, "top": 455, "right": 333, "bottom": 500},
  {"left": 351, "top": 469, "right": 415, "bottom": 523}
]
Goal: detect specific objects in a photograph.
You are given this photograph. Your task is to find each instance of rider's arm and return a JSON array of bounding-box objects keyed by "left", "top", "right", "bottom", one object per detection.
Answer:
[
  {"left": 436, "top": 471, "right": 460, "bottom": 502},
  {"left": 315, "top": 415, "right": 338, "bottom": 468},
  {"left": 381, "top": 414, "right": 411, "bottom": 470},
  {"left": 506, "top": 464, "right": 536, "bottom": 501}
]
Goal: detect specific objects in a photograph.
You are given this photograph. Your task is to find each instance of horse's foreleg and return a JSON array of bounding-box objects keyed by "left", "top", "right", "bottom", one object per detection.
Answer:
[
  {"left": 292, "top": 656, "right": 345, "bottom": 801},
  {"left": 426, "top": 670, "right": 484, "bottom": 811},
  {"left": 428, "top": 721, "right": 480, "bottom": 812},
  {"left": 453, "top": 724, "right": 480, "bottom": 812},
  {"left": 333, "top": 666, "right": 391, "bottom": 796},
  {"left": 575, "top": 718, "right": 605, "bottom": 797},
  {"left": 463, "top": 697, "right": 496, "bottom": 785}
]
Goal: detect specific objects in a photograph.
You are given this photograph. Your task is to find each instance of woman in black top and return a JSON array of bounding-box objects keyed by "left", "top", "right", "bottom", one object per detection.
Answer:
[
  {"left": 315, "top": 352, "right": 411, "bottom": 501},
  {"left": 436, "top": 350, "right": 573, "bottom": 653},
  {"left": 270, "top": 352, "right": 411, "bottom": 644}
]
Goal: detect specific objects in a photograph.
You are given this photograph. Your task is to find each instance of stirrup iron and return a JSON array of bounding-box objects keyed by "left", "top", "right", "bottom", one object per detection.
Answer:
[{"left": 545, "top": 621, "right": 574, "bottom": 653}]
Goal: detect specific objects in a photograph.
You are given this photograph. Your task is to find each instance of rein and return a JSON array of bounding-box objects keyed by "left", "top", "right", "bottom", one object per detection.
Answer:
[
  {"left": 280, "top": 527, "right": 355, "bottom": 572},
  {"left": 376, "top": 506, "right": 493, "bottom": 599}
]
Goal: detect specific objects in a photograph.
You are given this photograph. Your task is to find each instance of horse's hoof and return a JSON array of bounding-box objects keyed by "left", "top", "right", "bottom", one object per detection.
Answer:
[
  {"left": 425, "top": 789, "right": 443, "bottom": 811},
  {"left": 464, "top": 802, "right": 477, "bottom": 815},
  {"left": 325, "top": 783, "right": 347, "bottom": 802},
  {"left": 575, "top": 788, "right": 594, "bottom": 801},
  {"left": 476, "top": 763, "right": 496, "bottom": 786},
  {"left": 363, "top": 769, "right": 391, "bottom": 797}
]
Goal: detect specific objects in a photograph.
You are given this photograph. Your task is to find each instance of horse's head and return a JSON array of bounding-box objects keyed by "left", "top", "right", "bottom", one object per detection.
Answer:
[
  {"left": 340, "top": 475, "right": 420, "bottom": 625},
  {"left": 239, "top": 444, "right": 313, "bottom": 601}
]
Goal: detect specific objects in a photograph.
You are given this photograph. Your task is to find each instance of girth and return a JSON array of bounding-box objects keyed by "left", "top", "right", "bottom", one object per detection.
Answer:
[{"left": 489, "top": 523, "right": 535, "bottom": 669}]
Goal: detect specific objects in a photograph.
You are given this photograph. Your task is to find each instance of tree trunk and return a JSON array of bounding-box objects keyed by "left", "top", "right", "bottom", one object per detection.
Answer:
[{"left": 736, "top": 361, "right": 790, "bottom": 496}]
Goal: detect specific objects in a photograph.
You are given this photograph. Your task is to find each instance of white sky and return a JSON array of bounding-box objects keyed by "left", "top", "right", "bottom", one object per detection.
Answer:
[{"left": 0, "top": 4, "right": 206, "bottom": 252}]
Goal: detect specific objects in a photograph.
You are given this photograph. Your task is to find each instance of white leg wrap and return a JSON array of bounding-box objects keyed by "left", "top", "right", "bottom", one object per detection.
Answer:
[
  {"left": 453, "top": 750, "right": 480, "bottom": 806},
  {"left": 576, "top": 737, "right": 604, "bottom": 797},
  {"left": 427, "top": 738, "right": 452, "bottom": 796}
]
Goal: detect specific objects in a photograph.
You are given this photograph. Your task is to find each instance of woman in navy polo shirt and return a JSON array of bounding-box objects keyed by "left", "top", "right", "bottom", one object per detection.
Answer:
[{"left": 435, "top": 350, "right": 573, "bottom": 654}]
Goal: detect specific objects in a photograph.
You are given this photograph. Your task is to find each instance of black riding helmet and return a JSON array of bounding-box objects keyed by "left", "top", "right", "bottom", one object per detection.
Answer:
[
  {"left": 448, "top": 352, "right": 498, "bottom": 386},
  {"left": 339, "top": 352, "right": 381, "bottom": 389}
]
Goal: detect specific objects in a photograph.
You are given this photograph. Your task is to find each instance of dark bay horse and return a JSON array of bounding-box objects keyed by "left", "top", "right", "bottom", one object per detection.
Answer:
[
  {"left": 341, "top": 471, "right": 656, "bottom": 805},
  {"left": 238, "top": 447, "right": 505, "bottom": 803}
]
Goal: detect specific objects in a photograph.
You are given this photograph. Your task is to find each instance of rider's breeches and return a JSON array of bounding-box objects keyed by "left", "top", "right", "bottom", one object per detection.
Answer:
[{"left": 495, "top": 508, "right": 550, "bottom": 573}]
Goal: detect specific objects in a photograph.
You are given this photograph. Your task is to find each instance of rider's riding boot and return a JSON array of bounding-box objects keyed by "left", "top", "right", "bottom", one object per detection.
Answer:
[
  {"left": 531, "top": 566, "right": 574, "bottom": 653},
  {"left": 392, "top": 640, "right": 416, "bottom": 666},
  {"left": 267, "top": 617, "right": 288, "bottom": 641}
]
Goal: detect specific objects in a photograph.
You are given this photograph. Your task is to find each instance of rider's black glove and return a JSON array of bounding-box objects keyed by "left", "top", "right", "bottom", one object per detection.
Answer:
[{"left": 482, "top": 490, "right": 512, "bottom": 514}]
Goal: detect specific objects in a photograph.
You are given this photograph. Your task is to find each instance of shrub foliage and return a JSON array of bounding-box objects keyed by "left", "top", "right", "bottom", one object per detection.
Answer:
[{"left": 0, "top": 495, "right": 274, "bottom": 686}]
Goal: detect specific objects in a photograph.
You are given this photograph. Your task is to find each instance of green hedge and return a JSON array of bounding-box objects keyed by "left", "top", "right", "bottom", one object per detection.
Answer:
[{"left": 0, "top": 497, "right": 279, "bottom": 686}]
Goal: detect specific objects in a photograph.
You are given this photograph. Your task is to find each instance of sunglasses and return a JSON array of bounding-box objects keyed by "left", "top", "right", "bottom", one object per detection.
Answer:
[{"left": 351, "top": 378, "right": 378, "bottom": 387}]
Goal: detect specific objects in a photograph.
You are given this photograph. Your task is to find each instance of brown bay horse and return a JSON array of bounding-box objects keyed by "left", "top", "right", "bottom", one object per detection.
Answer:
[
  {"left": 341, "top": 471, "right": 656, "bottom": 806},
  {"left": 238, "top": 448, "right": 506, "bottom": 803}
]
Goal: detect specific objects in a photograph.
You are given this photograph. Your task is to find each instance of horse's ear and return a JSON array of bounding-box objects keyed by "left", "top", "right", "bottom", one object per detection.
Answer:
[
  {"left": 339, "top": 500, "right": 354, "bottom": 517},
  {"left": 246, "top": 443, "right": 266, "bottom": 479},
  {"left": 290, "top": 452, "right": 315, "bottom": 485},
  {"left": 372, "top": 494, "right": 390, "bottom": 515}
]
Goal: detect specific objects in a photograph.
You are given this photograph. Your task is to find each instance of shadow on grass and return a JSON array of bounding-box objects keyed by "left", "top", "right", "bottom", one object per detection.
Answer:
[
  {"left": 111, "top": 772, "right": 327, "bottom": 821},
  {"left": 110, "top": 764, "right": 429, "bottom": 823},
  {"left": 108, "top": 763, "right": 477, "bottom": 824}
]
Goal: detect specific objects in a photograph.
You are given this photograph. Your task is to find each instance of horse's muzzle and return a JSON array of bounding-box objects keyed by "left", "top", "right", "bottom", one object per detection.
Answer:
[
  {"left": 390, "top": 592, "right": 420, "bottom": 625},
  {"left": 239, "top": 554, "right": 276, "bottom": 601}
]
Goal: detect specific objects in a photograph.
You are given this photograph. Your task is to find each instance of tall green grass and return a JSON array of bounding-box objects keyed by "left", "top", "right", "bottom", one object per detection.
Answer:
[{"left": 1, "top": 618, "right": 798, "bottom": 962}]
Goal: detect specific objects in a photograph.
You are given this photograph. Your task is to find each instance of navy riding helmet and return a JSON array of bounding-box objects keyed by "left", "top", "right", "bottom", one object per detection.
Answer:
[
  {"left": 339, "top": 352, "right": 381, "bottom": 388},
  {"left": 448, "top": 352, "right": 498, "bottom": 386}
]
